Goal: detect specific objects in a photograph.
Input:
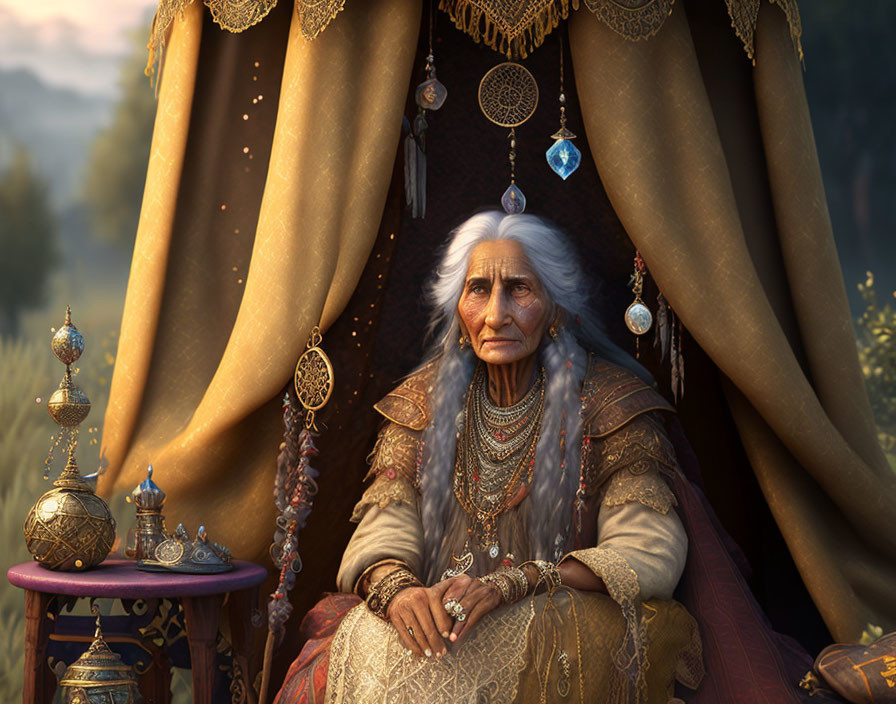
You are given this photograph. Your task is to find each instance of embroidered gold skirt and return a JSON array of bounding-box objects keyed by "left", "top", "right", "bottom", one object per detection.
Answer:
[{"left": 325, "top": 590, "right": 702, "bottom": 704}]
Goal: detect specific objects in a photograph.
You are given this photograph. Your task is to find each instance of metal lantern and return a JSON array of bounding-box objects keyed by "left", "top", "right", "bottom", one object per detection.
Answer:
[{"left": 59, "top": 605, "right": 141, "bottom": 704}]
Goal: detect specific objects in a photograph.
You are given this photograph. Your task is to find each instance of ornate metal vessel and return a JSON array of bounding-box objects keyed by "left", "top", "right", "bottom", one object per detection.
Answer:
[
  {"left": 24, "top": 308, "right": 116, "bottom": 570},
  {"left": 59, "top": 605, "right": 141, "bottom": 704},
  {"left": 128, "top": 465, "right": 169, "bottom": 562}
]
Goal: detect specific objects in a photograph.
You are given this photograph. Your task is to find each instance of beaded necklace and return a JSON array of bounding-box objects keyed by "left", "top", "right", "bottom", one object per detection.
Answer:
[{"left": 452, "top": 364, "right": 545, "bottom": 560}]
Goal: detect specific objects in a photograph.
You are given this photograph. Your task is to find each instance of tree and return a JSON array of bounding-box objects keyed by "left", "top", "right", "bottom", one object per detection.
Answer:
[
  {"left": 83, "top": 27, "right": 157, "bottom": 249},
  {"left": 0, "top": 148, "right": 57, "bottom": 336}
]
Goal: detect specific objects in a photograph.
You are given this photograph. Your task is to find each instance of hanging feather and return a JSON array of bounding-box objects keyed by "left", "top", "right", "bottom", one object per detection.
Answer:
[
  {"left": 676, "top": 319, "right": 686, "bottom": 400},
  {"left": 413, "top": 112, "right": 428, "bottom": 218},
  {"left": 402, "top": 116, "right": 415, "bottom": 209},
  {"left": 402, "top": 111, "right": 429, "bottom": 219},
  {"left": 670, "top": 314, "right": 680, "bottom": 403},
  {"left": 654, "top": 292, "right": 671, "bottom": 362}
]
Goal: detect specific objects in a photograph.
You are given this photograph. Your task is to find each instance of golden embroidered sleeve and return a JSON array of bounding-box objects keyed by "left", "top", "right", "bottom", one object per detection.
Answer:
[
  {"left": 350, "top": 422, "right": 420, "bottom": 521},
  {"left": 570, "top": 413, "right": 687, "bottom": 600},
  {"left": 336, "top": 422, "right": 424, "bottom": 592}
]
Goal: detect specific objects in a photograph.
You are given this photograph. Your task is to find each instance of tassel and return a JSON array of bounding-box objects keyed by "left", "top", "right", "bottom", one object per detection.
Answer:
[
  {"left": 402, "top": 113, "right": 428, "bottom": 219},
  {"left": 259, "top": 395, "right": 320, "bottom": 704}
]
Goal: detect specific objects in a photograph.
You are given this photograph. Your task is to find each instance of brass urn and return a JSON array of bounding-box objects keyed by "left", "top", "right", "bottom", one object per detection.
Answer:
[
  {"left": 24, "top": 451, "right": 116, "bottom": 570},
  {"left": 24, "top": 307, "right": 116, "bottom": 570},
  {"left": 59, "top": 604, "right": 141, "bottom": 704}
]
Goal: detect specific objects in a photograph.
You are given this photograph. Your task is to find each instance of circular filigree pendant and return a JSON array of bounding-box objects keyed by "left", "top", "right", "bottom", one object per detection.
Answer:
[
  {"left": 294, "top": 343, "right": 334, "bottom": 413},
  {"left": 478, "top": 62, "right": 539, "bottom": 128}
]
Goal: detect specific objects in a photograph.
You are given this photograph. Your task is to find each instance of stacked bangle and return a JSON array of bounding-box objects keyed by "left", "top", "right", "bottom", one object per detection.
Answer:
[
  {"left": 366, "top": 567, "right": 422, "bottom": 620},
  {"left": 521, "top": 559, "right": 562, "bottom": 592},
  {"left": 478, "top": 565, "right": 529, "bottom": 605}
]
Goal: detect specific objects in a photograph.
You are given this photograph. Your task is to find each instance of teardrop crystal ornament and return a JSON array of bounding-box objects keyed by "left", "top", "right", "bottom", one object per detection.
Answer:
[
  {"left": 546, "top": 138, "right": 582, "bottom": 180},
  {"left": 501, "top": 184, "right": 526, "bottom": 214}
]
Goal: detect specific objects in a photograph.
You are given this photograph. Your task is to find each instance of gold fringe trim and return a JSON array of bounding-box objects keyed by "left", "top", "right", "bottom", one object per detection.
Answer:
[
  {"left": 205, "top": 0, "right": 279, "bottom": 33},
  {"left": 438, "top": 0, "right": 579, "bottom": 60},
  {"left": 298, "top": 0, "right": 346, "bottom": 41},
  {"left": 145, "top": 0, "right": 278, "bottom": 81},
  {"left": 581, "top": 0, "right": 675, "bottom": 43},
  {"left": 724, "top": 0, "right": 803, "bottom": 64},
  {"left": 146, "top": 0, "right": 195, "bottom": 81}
]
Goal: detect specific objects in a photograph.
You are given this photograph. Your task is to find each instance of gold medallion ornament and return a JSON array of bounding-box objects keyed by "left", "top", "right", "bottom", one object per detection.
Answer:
[
  {"left": 294, "top": 325, "right": 334, "bottom": 430},
  {"left": 479, "top": 62, "right": 539, "bottom": 214},
  {"left": 478, "top": 62, "right": 539, "bottom": 128}
]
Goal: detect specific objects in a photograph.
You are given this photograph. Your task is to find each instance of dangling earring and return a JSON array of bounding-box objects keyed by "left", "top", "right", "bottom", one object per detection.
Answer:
[
  {"left": 546, "top": 32, "right": 581, "bottom": 181},
  {"left": 548, "top": 325, "right": 560, "bottom": 341},
  {"left": 625, "top": 251, "right": 653, "bottom": 357},
  {"left": 479, "top": 62, "right": 539, "bottom": 214},
  {"left": 405, "top": 0, "right": 447, "bottom": 219},
  {"left": 459, "top": 335, "right": 471, "bottom": 350}
]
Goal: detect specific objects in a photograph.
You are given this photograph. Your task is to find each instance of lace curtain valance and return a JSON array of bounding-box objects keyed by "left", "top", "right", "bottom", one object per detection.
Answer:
[{"left": 147, "top": 0, "right": 802, "bottom": 77}]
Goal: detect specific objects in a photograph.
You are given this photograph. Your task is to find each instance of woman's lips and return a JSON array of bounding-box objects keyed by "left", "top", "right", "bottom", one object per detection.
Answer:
[{"left": 481, "top": 338, "right": 518, "bottom": 344}]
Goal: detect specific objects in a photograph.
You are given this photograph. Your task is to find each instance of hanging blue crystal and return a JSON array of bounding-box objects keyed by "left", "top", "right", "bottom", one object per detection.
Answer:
[
  {"left": 501, "top": 183, "right": 526, "bottom": 214},
  {"left": 546, "top": 127, "right": 581, "bottom": 180}
]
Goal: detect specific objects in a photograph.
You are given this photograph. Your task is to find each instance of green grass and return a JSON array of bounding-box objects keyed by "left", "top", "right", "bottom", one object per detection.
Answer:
[{"left": 0, "top": 328, "right": 191, "bottom": 703}]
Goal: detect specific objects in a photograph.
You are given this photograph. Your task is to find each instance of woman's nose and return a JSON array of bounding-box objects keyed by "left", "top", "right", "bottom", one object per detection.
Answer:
[{"left": 484, "top": 287, "right": 510, "bottom": 329}]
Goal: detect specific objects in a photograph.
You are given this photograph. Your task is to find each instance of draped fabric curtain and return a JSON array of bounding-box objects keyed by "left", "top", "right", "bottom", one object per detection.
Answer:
[
  {"left": 99, "top": 0, "right": 895, "bottom": 655},
  {"left": 569, "top": 1, "right": 896, "bottom": 641},
  {"left": 98, "top": 0, "right": 420, "bottom": 562}
]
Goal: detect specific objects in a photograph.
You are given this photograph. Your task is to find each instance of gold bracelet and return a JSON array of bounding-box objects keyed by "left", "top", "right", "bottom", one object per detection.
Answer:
[
  {"left": 521, "top": 559, "right": 561, "bottom": 593},
  {"left": 478, "top": 565, "right": 528, "bottom": 604},
  {"left": 366, "top": 567, "right": 422, "bottom": 620},
  {"left": 478, "top": 572, "right": 512, "bottom": 603}
]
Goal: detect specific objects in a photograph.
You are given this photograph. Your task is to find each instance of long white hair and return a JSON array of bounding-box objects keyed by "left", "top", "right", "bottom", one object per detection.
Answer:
[{"left": 418, "top": 211, "right": 650, "bottom": 582}]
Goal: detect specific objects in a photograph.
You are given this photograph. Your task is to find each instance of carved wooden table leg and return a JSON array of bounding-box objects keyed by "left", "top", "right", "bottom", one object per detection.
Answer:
[
  {"left": 228, "top": 586, "right": 261, "bottom": 704},
  {"left": 23, "top": 590, "right": 55, "bottom": 704},
  {"left": 181, "top": 593, "right": 224, "bottom": 704}
]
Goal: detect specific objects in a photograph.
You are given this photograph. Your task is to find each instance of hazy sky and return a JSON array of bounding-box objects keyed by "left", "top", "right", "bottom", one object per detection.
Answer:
[{"left": 0, "top": 0, "right": 157, "bottom": 96}]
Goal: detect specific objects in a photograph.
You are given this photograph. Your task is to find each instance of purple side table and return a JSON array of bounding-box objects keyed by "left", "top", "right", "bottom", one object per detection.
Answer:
[{"left": 8, "top": 559, "right": 268, "bottom": 704}]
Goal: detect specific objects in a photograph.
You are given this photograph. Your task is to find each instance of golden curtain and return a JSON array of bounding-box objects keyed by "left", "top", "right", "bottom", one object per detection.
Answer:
[
  {"left": 99, "top": 0, "right": 895, "bottom": 649},
  {"left": 569, "top": 0, "right": 896, "bottom": 641},
  {"left": 98, "top": 0, "right": 421, "bottom": 562}
]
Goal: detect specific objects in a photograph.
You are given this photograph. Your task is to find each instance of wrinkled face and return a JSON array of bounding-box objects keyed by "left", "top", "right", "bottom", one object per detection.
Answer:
[{"left": 457, "top": 239, "right": 552, "bottom": 366}]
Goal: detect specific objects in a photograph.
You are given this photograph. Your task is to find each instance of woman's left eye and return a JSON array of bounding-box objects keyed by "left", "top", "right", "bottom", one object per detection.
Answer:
[{"left": 511, "top": 284, "right": 530, "bottom": 295}]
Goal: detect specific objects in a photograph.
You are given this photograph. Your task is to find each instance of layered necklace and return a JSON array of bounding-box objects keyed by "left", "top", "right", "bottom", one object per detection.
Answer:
[{"left": 452, "top": 364, "right": 545, "bottom": 563}]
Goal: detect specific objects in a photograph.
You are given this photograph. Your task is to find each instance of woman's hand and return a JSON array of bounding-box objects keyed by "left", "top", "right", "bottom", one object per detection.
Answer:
[
  {"left": 387, "top": 582, "right": 454, "bottom": 658},
  {"left": 439, "top": 573, "right": 503, "bottom": 642}
]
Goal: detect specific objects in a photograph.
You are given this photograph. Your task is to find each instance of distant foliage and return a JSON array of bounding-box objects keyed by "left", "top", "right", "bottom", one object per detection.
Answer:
[
  {"left": 0, "top": 149, "right": 57, "bottom": 336},
  {"left": 802, "top": 1, "right": 896, "bottom": 305},
  {"left": 856, "top": 272, "right": 896, "bottom": 463},
  {"left": 84, "top": 27, "right": 156, "bottom": 248}
]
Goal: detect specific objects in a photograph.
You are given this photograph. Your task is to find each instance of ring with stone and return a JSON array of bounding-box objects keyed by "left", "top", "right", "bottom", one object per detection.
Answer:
[
  {"left": 443, "top": 599, "right": 459, "bottom": 616},
  {"left": 407, "top": 625, "right": 415, "bottom": 637}
]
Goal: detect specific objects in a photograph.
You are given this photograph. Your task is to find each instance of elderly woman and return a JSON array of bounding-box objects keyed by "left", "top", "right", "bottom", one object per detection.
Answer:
[{"left": 276, "top": 212, "right": 703, "bottom": 704}]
